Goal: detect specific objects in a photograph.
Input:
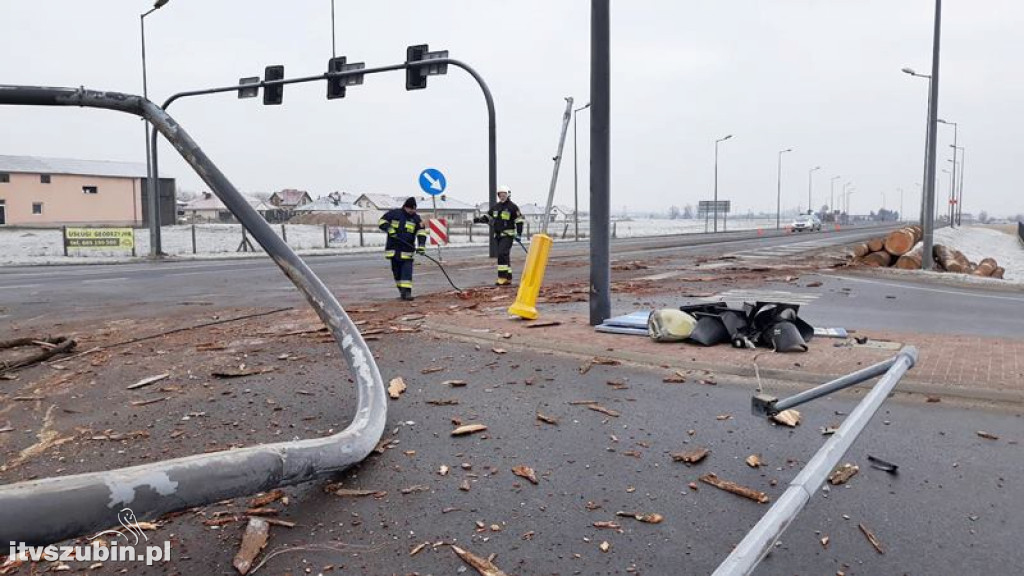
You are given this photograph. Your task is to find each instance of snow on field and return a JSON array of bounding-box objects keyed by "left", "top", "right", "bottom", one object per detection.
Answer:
[
  {"left": 934, "top": 225, "right": 1023, "bottom": 281},
  {"left": 0, "top": 218, "right": 780, "bottom": 266}
]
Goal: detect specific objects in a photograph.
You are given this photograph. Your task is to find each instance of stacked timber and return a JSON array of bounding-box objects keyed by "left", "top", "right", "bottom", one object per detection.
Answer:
[{"left": 846, "top": 224, "right": 1004, "bottom": 279}]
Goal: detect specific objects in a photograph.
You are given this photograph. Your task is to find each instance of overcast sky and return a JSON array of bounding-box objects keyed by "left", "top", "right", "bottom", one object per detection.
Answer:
[{"left": 1, "top": 1, "right": 1022, "bottom": 218}]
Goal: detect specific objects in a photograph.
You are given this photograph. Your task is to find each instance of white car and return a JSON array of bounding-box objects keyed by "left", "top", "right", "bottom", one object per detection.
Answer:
[{"left": 792, "top": 214, "right": 822, "bottom": 232}]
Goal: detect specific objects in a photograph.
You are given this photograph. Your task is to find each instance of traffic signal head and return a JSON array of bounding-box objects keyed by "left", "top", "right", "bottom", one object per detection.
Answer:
[
  {"left": 406, "top": 45, "right": 428, "bottom": 90},
  {"left": 263, "top": 65, "right": 284, "bottom": 105},
  {"left": 327, "top": 57, "right": 347, "bottom": 99}
]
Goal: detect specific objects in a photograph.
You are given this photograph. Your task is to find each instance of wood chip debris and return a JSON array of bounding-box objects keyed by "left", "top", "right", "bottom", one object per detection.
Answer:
[
  {"left": 615, "top": 511, "right": 664, "bottom": 524},
  {"left": 232, "top": 517, "right": 269, "bottom": 575},
  {"left": 772, "top": 409, "right": 801, "bottom": 427},
  {"left": 126, "top": 373, "right": 169, "bottom": 390},
  {"left": 599, "top": 541, "right": 611, "bottom": 552},
  {"left": 820, "top": 535, "right": 830, "bottom": 549},
  {"left": 421, "top": 366, "right": 444, "bottom": 374},
  {"left": 212, "top": 366, "right": 275, "bottom": 378},
  {"left": 410, "top": 542, "right": 428, "bottom": 556},
  {"left": 858, "top": 522, "right": 885, "bottom": 554},
  {"left": 828, "top": 463, "right": 859, "bottom": 485},
  {"left": 451, "top": 424, "right": 488, "bottom": 436},
  {"left": 444, "top": 379, "right": 467, "bottom": 387},
  {"left": 512, "top": 465, "right": 538, "bottom": 485},
  {"left": 387, "top": 377, "right": 407, "bottom": 399},
  {"left": 699, "top": 473, "right": 770, "bottom": 504},
  {"left": 745, "top": 454, "right": 763, "bottom": 468},
  {"left": 250, "top": 489, "right": 285, "bottom": 508},
  {"left": 525, "top": 321, "right": 562, "bottom": 328},
  {"left": 593, "top": 521, "right": 621, "bottom": 530},
  {"left": 670, "top": 447, "right": 710, "bottom": 464},
  {"left": 574, "top": 402, "right": 620, "bottom": 417},
  {"left": 977, "top": 431, "right": 999, "bottom": 440},
  {"left": 662, "top": 371, "right": 687, "bottom": 383},
  {"left": 130, "top": 397, "right": 168, "bottom": 406},
  {"left": 426, "top": 399, "right": 460, "bottom": 406},
  {"left": 329, "top": 488, "right": 387, "bottom": 498},
  {"left": 492, "top": 347, "right": 507, "bottom": 354},
  {"left": 451, "top": 545, "right": 509, "bottom": 576},
  {"left": 536, "top": 412, "right": 558, "bottom": 425}
]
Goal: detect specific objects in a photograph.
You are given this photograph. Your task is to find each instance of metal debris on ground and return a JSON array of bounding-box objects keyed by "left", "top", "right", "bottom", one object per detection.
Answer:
[
  {"left": 451, "top": 545, "right": 509, "bottom": 576},
  {"left": 233, "top": 517, "right": 270, "bottom": 575},
  {"left": 866, "top": 455, "right": 899, "bottom": 473},
  {"left": 828, "top": 463, "right": 860, "bottom": 485},
  {"left": 699, "top": 473, "right": 770, "bottom": 504}
]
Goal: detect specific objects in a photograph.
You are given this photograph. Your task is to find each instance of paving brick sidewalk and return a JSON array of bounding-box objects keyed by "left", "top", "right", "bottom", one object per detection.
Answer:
[{"left": 422, "top": 307, "right": 1024, "bottom": 403}]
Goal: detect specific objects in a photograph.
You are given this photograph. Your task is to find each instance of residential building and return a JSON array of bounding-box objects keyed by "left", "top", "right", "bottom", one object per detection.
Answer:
[
  {"left": 269, "top": 189, "right": 313, "bottom": 211},
  {"left": 291, "top": 192, "right": 366, "bottom": 225},
  {"left": 180, "top": 192, "right": 231, "bottom": 223},
  {"left": 0, "top": 155, "right": 175, "bottom": 227}
]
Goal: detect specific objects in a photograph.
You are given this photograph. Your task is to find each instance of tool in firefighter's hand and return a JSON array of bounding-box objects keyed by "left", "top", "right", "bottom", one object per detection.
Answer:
[
  {"left": 508, "top": 233, "right": 553, "bottom": 320},
  {"left": 515, "top": 237, "right": 529, "bottom": 254},
  {"left": 395, "top": 237, "right": 463, "bottom": 293}
]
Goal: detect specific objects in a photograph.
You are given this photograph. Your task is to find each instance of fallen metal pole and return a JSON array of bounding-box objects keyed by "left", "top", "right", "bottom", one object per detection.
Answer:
[
  {"left": 751, "top": 355, "right": 900, "bottom": 417},
  {"left": 0, "top": 85, "right": 387, "bottom": 546},
  {"left": 713, "top": 346, "right": 918, "bottom": 576},
  {"left": 541, "top": 97, "right": 573, "bottom": 236}
]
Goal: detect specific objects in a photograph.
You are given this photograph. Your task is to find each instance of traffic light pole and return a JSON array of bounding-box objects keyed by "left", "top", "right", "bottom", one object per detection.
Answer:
[
  {"left": 590, "top": 0, "right": 611, "bottom": 326},
  {"left": 151, "top": 56, "right": 499, "bottom": 256}
]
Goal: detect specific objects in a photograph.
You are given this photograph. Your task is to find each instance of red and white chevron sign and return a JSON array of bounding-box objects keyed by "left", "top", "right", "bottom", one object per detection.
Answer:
[{"left": 428, "top": 218, "right": 448, "bottom": 245}]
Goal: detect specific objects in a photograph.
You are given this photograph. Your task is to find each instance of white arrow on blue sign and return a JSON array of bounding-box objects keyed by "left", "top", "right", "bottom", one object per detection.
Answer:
[{"left": 418, "top": 168, "right": 447, "bottom": 196}]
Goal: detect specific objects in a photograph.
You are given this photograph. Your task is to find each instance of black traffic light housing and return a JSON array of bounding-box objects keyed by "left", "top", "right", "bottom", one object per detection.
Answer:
[
  {"left": 263, "top": 65, "right": 285, "bottom": 105},
  {"left": 406, "top": 45, "right": 429, "bottom": 90},
  {"left": 327, "top": 57, "right": 347, "bottom": 99}
]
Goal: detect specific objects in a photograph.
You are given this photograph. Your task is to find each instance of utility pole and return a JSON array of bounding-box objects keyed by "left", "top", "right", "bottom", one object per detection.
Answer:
[
  {"left": 807, "top": 166, "right": 821, "bottom": 214},
  {"left": 921, "top": 0, "right": 943, "bottom": 270},
  {"left": 776, "top": 148, "right": 792, "bottom": 229},
  {"left": 589, "top": 0, "right": 610, "bottom": 325},
  {"left": 542, "top": 98, "right": 574, "bottom": 236},
  {"left": 713, "top": 134, "right": 733, "bottom": 232},
  {"left": 830, "top": 175, "right": 841, "bottom": 222},
  {"left": 141, "top": 0, "right": 170, "bottom": 257}
]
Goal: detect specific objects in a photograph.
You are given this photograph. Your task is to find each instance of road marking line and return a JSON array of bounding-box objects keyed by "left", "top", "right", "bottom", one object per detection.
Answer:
[
  {"left": 0, "top": 284, "right": 42, "bottom": 290},
  {"left": 82, "top": 277, "right": 129, "bottom": 284},
  {"left": 828, "top": 274, "right": 1024, "bottom": 302}
]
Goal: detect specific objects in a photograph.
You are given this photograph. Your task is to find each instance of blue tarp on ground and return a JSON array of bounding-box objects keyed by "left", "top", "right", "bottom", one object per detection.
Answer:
[{"left": 594, "top": 311, "right": 651, "bottom": 336}]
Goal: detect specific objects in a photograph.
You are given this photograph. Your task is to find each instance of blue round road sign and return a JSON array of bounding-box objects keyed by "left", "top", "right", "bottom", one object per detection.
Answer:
[{"left": 418, "top": 168, "right": 446, "bottom": 196}]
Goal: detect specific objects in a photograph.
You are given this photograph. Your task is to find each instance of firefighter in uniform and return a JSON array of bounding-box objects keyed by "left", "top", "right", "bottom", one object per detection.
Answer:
[
  {"left": 379, "top": 197, "right": 428, "bottom": 301},
  {"left": 474, "top": 185, "right": 524, "bottom": 286}
]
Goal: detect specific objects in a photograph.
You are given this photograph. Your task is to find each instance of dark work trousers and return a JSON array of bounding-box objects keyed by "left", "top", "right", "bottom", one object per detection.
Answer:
[
  {"left": 496, "top": 236, "right": 514, "bottom": 280},
  {"left": 390, "top": 255, "right": 414, "bottom": 291}
]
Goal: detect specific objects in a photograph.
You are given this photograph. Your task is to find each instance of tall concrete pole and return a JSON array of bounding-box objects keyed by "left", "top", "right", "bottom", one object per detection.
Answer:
[
  {"left": 921, "top": 0, "right": 942, "bottom": 270},
  {"left": 589, "top": 0, "right": 611, "bottom": 325}
]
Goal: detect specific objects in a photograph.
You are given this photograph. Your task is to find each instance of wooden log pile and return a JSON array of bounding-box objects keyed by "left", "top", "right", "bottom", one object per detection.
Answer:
[{"left": 847, "top": 225, "right": 1005, "bottom": 278}]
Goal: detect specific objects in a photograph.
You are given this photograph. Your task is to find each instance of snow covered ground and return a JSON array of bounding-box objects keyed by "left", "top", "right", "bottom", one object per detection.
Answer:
[
  {"left": 934, "top": 225, "right": 1023, "bottom": 281},
  {"left": 0, "top": 218, "right": 781, "bottom": 266}
]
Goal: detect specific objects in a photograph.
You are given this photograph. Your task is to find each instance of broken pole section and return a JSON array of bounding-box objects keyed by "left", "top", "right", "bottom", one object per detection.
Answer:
[{"left": 713, "top": 347, "right": 917, "bottom": 576}]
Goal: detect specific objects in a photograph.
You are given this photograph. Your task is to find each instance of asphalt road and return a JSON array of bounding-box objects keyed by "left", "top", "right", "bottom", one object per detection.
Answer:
[
  {"left": 0, "top": 224, "right": 898, "bottom": 325},
  {"left": 6, "top": 332, "right": 1016, "bottom": 575}
]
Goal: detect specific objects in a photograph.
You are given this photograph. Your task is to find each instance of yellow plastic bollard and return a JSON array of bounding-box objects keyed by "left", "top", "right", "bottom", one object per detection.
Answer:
[{"left": 507, "top": 233, "right": 553, "bottom": 320}]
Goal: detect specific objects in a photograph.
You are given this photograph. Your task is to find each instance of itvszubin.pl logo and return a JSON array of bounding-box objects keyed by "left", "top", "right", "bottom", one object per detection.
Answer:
[{"left": 5, "top": 507, "right": 171, "bottom": 566}]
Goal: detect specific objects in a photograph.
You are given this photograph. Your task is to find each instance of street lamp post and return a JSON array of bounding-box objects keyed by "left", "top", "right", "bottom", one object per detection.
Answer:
[
  {"left": 572, "top": 101, "right": 591, "bottom": 241},
  {"left": 141, "top": 0, "right": 170, "bottom": 258},
  {"left": 830, "top": 175, "right": 841, "bottom": 223},
  {"left": 902, "top": 66, "right": 932, "bottom": 233},
  {"left": 953, "top": 145, "right": 965, "bottom": 225},
  {"left": 807, "top": 166, "right": 821, "bottom": 214},
  {"left": 942, "top": 167, "right": 954, "bottom": 223},
  {"left": 897, "top": 187, "right": 904, "bottom": 222},
  {"left": 938, "top": 118, "right": 958, "bottom": 227},
  {"left": 713, "top": 134, "right": 733, "bottom": 233},
  {"left": 776, "top": 148, "right": 792, "bottom": 229}
]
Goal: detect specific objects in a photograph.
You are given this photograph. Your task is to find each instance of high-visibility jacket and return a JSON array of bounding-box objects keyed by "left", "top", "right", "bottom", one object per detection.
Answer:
[
  {"left": 476, "top": 199, "right": 524, "bottom": 238},
  {"left": 379, "top": 208, "right": 427, "bottom": 259}
]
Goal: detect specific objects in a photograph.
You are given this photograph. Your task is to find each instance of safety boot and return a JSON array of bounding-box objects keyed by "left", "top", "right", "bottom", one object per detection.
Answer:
[{"left": 400, "top": 287, "right": 415, "bottom": 301}]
